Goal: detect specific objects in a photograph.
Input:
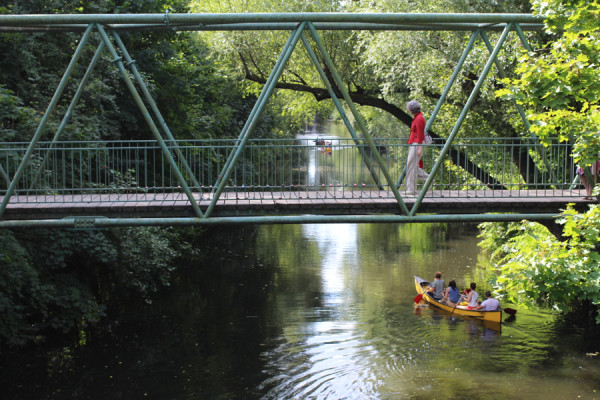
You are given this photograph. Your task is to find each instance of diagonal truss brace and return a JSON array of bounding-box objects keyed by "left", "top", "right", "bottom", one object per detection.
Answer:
[
  {"left": 0, "top": 25, "right": 95, "bottom": 219},
  {"left": 305, "top": 22, "right": 409, "bottom": 214},
  {"left": 300, "top": 32, "right": 385, "bottom": 192},
  {"left": 205, "top": 22, "right": 410, "bottom": 216},
  {"left": 96, "top": 24, "right": 204, "bottom": 218},
  {"left": 204, "top": 22, "right": 308, "bottom": 218},
  {"left": 407, "top": 23, "right": 546, "bottom": 215},
  {"left": 410, "top": 23, "right": 514, "bottom": 216},
  {"left": 0, "top": 24, "right": 205, "bottom": 219}
]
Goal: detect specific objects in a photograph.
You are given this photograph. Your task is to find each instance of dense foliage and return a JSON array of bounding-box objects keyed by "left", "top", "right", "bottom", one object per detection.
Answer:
[
  {"left": 193, "top": 0, "right": 533, "bottom": 140},
  {"left": 484, "top": 0, "right": 600, "bottom": 324},
  {"left": 479, "top": 207, "right": 600, "bottom": 323},
  {"left": 0, "top": 227, "right": 185, "bottom": 346},
  {"left": 497, "top": 0, "right": 600, "bottom": 167},
  {"left": 0, "top": 0, "right": 288, "bottom": 347}
]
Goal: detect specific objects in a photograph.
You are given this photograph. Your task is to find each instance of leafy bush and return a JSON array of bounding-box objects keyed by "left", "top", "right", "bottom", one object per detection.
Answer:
[
  {"left": 479, "top": 206, "right": 600, "bottom": 323},
  {"left": 0, "top": 226, "right": 184, "bottom": 347}
]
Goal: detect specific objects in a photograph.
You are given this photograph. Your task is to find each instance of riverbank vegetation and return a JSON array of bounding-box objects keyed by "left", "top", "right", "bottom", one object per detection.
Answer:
[
  {"left": 481, "top": 0, "right": 600, "bottom": 324},
  {"left": 1, "top": 0, "right": 599, "bottom": 349},
  {"left": 0, "top": 0, "right": 290, "bottom": 348}
]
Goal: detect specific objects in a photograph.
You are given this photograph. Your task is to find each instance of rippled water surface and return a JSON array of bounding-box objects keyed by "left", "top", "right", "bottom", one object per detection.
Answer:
[
  {"left": 3, "top": 223, "right": 600, "bottom": 400},
  {"left": 246, "top": 224, "right": 600, "bottom": 400}
]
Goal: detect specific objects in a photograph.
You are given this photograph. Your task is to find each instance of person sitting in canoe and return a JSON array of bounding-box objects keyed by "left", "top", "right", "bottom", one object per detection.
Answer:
[
  {"left": 440, "top": 278, "right": 461, "bottom": 306},
  {"left": 475, "top": 290, "right": 501, "bottom": 311},
  {"left": 426, "top": 271, "right": 445, "bottom": 301},
  {"left": 464, "top": 282, "right": 479, "bottom": 309}
]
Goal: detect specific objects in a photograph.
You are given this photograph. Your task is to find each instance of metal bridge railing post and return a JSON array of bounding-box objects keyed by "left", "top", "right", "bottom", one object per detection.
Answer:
[
  {"left": 0, "top": 24, "right": 95, "bottom": 219},
  {"left": 306, "top": 22, "right": 409, "bottom": 215},
  {"left": 96, "top": 24, "right": 204, "bottom": 218},
  {"left": 410, "top": 24, "right": 514, "bottom": 216}
]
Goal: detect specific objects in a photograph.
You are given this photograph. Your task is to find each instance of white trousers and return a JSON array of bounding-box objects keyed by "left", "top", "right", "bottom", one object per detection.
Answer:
[{"left": 405, "top": 144, "right": 429, "bottom": 193}]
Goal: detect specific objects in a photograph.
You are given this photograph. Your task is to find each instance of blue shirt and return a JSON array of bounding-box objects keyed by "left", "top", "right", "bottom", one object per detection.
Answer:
[{"left": 448, "top": 287, "right": 460, "bottom": 303}]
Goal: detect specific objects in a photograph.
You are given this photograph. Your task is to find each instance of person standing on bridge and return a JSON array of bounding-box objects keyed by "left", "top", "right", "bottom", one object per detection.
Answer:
[
  {"left": 577, "top": 158, "right": 600, "bottom": 200},
  {"left": 405, "top": 100, "right": 430, "bottom": 195}
]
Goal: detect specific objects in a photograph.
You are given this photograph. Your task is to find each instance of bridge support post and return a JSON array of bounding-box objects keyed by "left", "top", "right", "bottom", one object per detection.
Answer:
[
  {"left": 96, "top": 24, "right": 204, "bottom": 218},
  {"left": 410, "top": 24, "right": 514, "bottom": 216},
  {"left": 0, "top": 24, "right": 95, "bottom": 219},
  {"left": 205, "top": 23, "right": 307, "bottom": 218}
]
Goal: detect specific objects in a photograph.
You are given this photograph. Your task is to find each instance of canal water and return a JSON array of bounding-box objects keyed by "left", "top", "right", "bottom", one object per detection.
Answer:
[
  {"left": 3, "top": 223, "right": 600, "bottom": 400},
  {"left": 3, "top": 127, "right": 600, "bottom": 399}
]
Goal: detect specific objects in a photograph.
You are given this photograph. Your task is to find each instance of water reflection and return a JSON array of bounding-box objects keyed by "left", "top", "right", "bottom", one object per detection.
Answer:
[
  {"left": 254, "top": 223, "right": 600, "bottom": 400},
  {"left": 3, "top": 224, "right": 600, "bottom": 400}
]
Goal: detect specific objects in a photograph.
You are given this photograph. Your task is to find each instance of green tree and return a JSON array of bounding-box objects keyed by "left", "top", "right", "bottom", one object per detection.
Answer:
[
  {"left": 479, "top": 208, "right": 600, "bottom": 323},
  {"left": 193, "top": 0, "right": 542, "bottom": 184},
  {"left": 0, "top": 0, "right": 276, "bottom": 141},
  {"left": 497, "top": 0, "right": 600, "bottom": 168},
  {"left": 483, "top": 0, "right": 600, "bottom": 324},
  {"left": 0, "top": 226, "right": 186, "bottom": 347}
]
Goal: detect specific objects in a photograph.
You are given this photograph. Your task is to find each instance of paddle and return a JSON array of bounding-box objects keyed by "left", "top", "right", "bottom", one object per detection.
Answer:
[
  {"left": 414, "top": 293, "right": 423, "bottom": 304},
  {"left": 450, "top": 295, "right": 463, "bottom": 318}
]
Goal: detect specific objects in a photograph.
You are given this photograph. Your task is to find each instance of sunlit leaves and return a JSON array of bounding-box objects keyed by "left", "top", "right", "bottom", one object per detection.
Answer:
[
  {"left": 497, "top": 0, "right": 600, "bottom": 165},
  {"left": 479, "top": 206, "right": 600, "bottom": 323}
]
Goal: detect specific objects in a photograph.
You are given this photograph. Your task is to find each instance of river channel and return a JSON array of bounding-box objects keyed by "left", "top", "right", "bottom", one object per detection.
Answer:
[
  {"left": 3, "top": 222, "right": 600, "bottom": 400},
  {"left": 3, "top": 126, "right": 600, "bottom": 399}
]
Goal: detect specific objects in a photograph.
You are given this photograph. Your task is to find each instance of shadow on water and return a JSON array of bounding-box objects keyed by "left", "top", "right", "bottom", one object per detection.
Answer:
[{"left": 2, "top": 223, "right": 600, "bottom": 400}]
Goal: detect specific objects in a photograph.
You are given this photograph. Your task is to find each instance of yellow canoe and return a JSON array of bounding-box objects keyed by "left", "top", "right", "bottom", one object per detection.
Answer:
[{"left": 414, "top": 275, "right": 502, "bottom": 323}]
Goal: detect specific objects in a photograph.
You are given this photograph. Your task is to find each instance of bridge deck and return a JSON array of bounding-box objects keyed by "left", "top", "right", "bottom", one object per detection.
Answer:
[{"left": 2, "top": 189, "right": 592, "bottom": 220}]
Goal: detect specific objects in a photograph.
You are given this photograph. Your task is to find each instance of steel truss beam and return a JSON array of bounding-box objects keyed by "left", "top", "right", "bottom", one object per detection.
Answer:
[
  {"left": 0, "top": 13, "right": 544, "bottom": 31},
  {"left": 0, "top": 13, "right": 551, "bottom": 227}
]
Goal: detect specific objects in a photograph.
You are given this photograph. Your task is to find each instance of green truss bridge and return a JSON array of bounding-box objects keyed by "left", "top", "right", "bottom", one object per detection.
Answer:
[{"left": 0, "top": 12, "right": 591, "bottom": 228}]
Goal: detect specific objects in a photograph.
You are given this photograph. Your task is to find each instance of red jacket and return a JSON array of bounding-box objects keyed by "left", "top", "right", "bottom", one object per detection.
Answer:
[{"left": 408, "top": 112, "right": 425, "bottom": 144}]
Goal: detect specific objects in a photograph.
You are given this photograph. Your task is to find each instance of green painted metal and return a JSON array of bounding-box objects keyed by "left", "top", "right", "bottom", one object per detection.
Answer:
[
  {"left": 96, "top": 24, "right": 204, "bottom": 218},
  {"left": 0, "top": 212, "right": 561, "bottom": 229},
  {"left": 426, "top": 31, "right": 479, "bottom": 133},
  {"left": 307, "top": 23, "right": 409, "bottom": 215},
  {"left": 30, "top": 39, "right": 106, "bottom": 190},
  {"left": 0, "top": 13, "right": 544, "bottom": 28},
  {"left": 0, "top": 24, "right": 95, "bottom": 219},
  {"left": 410, "top": 24, "right": 514, "bottom": 216},
  {"left": 208, "top": 25, "right": 301, "bottom": 203},
  {"left": 205, "top": 23, "right": 307, "bottom": 218},
  {"left": 0, "top": 163, "right": 9, "bottom": 186},
  {"left": 2, "top": 22, "right": 544, "bottom": 34},
  {"left": 111, "top": 31, "right": 201, "bottom": 190},
  {"left": 0, "top": 13, "right": 565, "bottom": 228},
  {"left": 514, "top": 23, "right": 533, "bottom": 52},
  {"left": 300, "top": 29, "right": 384, "bottom": 192},
  {"left": 0, "top": 137, "right": 578, "bottom": 198},
  {"left": 396, "top": 30, "right": 479, "bottom": 188}
]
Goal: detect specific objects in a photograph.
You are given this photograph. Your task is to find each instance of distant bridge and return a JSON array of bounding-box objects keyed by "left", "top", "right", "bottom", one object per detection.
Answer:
[{"left": 1, "top": 12, "right": 589, "bottom": 228}]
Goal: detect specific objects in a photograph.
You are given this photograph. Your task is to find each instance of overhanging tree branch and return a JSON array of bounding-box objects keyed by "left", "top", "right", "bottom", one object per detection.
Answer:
[{"left": 244, "top": 70, "right": 507, "bottom": 188}]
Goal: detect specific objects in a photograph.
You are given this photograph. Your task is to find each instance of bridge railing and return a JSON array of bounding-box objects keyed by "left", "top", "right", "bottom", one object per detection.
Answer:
[{"left": 0, "top": 137, "right": 582, "bottom": 204}]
